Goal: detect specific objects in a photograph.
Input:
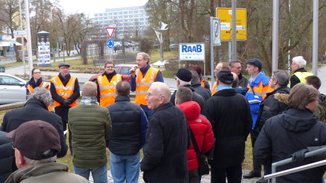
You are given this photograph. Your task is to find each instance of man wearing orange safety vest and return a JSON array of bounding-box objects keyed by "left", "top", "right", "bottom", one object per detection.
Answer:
[
  {"left": 96, "top": 61, "right": 123, "bottom": 107},
  {"left": 50, "top": 62, "right": 80, "bottom": 132},
  {"left": 130, "top": 52, "right": 164, "bottom": 119},
  {"left": 243, "top": 58, "right": 273, "bottom": 179}
]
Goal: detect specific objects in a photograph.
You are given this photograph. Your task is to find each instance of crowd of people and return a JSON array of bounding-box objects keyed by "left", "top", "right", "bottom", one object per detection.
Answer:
[{"left": 0, "top": 52, "right": 326, "bottom": 183}]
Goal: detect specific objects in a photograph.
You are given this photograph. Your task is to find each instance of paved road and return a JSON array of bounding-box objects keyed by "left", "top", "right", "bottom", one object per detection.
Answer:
[{"left": 5, "top": 63, "right": 326, "bottom": 94}]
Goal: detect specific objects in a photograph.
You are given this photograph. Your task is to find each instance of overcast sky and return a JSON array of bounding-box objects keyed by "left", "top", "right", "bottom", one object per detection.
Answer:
[{"left": 58, "top": 0, "right": 148, "bottom": 16}]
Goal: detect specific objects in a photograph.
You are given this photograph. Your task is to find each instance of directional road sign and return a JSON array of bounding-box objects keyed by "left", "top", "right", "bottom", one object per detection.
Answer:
[{"left": 106, "top": 39, "right": 114, "bottom": 48}]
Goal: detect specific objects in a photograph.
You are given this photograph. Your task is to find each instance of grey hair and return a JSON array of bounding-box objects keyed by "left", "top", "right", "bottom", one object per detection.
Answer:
[
  {"left": 30, "top": 87, "right": 52, "bottom": 106},
  {"left": 273, "top": 70, "right": 289, "bottom": 86},
  {"left": 190, "top": 70, "right": 201, "bottom": 85},
  {"left": 151, "top": 82, "right": 171, "bottom": 103},
  {"left": 292, "top": 56, "right": 307, "bottom": 68},
  {"left": 137, "top": 52, "right": 150, "bottom": 64}
]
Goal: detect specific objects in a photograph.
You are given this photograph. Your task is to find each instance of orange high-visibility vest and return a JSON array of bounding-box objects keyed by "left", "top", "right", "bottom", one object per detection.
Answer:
[
  {"left": 26, "top": 81, "right": 50, "bottom": 94},
  {"left": 246, "top": 81, "right": 273, "bottom": 100},
  {"left": 211, "top": 81, "right": 218, "bottom": 95},
  {"left": 97, "top": 74, "right": 122, "bottom": 107},
  {"left": 200, "top": 79, "right": 206, "bottom": 88},
  {"left": 135, "top": 67, "right": 159, "bottom": 105},
  {"left": 51, "top": 76, "right": 78, "bottom": 108},
  {"left": 26, "top": 81, "right": 53, "bottom": 111}
]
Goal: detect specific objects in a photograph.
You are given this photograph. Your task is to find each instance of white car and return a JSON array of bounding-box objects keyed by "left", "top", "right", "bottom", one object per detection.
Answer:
[{"left": 0, "top": 73, "right": 27, "bottom": 104}]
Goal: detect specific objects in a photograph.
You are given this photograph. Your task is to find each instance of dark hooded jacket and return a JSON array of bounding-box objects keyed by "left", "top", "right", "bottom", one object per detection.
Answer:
[
  {"left": 1, "top": 98, "right": 68, "bottom": 158},
  {"left": 255, "top": 86, "right": 290, "bottom": 131},
  {"left": 0, "top": 131, "right": 16, "bottom": 183},
  {"left": 254, "top": 108, "right": 326, "bottom": 183}
]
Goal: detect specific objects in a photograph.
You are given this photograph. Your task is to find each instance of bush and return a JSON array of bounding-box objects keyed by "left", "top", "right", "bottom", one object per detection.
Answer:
[{"left": 139, "top": 38, "right": 152, "bottom": 54}]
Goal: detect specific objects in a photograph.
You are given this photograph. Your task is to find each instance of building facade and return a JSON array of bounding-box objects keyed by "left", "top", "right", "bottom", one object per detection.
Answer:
[{"left": 92, "top": 6, "right": 149, "bottom": 38}]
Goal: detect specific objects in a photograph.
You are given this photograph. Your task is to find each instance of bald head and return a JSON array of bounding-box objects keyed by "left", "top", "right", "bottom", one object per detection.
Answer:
[{"left": 150, "top": 82, "right": 171, "bottom": 103}]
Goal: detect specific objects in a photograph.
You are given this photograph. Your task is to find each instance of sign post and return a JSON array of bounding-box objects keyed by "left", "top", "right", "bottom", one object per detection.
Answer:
[
  {"left": 210, "top": 17, "right": 221, "bottom": 87},
  {"left": 104, "top": 27, "right": 116, "bottom": 60},
  {"left": 179, "top": 43, "right": 206, "bottom": 76}
]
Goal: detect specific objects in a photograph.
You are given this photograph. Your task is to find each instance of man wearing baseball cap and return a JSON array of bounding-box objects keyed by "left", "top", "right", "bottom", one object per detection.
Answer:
[
  {"left": 243, "top": 58, "right": 272, "bottom": 179},
  {"left": 5, "top": 120, "right": 87, "bottom": 183}
]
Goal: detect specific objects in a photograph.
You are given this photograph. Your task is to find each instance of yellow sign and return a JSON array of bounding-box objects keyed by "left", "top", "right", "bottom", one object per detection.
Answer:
[{"left": 216, "top": 8, "right": 247, "bottom": 41}]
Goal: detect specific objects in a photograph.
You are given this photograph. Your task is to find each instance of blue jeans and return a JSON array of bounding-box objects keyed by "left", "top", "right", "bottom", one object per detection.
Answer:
[
  {"left": 74, "top": 165, "right": 108, "bottom": 183},
  {"left": 110, "top": 151, "right": 140, "bottom": 183}
]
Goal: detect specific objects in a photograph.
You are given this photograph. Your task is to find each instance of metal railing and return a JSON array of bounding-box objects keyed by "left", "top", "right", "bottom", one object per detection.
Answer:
[{"left": 263, "top": 146, "right": 326, "bottom": 183}]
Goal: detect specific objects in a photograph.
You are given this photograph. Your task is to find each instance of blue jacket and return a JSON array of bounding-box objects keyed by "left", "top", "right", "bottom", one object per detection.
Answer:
[{"left": 246, "top": 72, "right": 270, "bottom": 129}]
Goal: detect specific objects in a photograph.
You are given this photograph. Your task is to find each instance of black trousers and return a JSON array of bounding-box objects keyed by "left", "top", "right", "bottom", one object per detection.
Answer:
[
  {"left": 251, "top": 129, "right": 262, "bottom": 173},
  {"left": 211, "top": 164, "right": 242, "bottom": 183},
  {"left": 55, "top": 106, "right": 72, "bottom": 153}
]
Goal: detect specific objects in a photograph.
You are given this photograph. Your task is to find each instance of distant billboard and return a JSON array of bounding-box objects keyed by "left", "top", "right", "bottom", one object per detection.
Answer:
[
  {"left": 179, "top": 43, "right": 205, "bottom": 61},
  {"left": 37, "top": 31, "right": 51, "bottom": 65}
]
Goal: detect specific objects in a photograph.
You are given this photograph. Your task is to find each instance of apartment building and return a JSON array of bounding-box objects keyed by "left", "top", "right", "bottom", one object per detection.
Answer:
[{"left": 93, "top": 6, "right": 149, "bottom": 38}]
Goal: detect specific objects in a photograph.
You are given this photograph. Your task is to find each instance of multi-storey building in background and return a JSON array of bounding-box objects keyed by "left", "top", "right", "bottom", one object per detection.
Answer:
[{"left": 92, "top": 6, "right": 149, "bottom": 39}]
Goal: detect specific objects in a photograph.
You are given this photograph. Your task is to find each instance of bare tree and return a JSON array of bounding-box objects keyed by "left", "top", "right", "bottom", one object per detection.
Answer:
[{"left": 0, "top": 0, "right": 21, "bottom": 61}]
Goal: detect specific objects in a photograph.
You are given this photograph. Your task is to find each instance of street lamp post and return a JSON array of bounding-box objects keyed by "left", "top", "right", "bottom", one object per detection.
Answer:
[
  {"left": 24, "top": 0, "right": 33, "bottom": 78},
  {"left": 154, "top": 22, "right": 168, "bottom": 61}
]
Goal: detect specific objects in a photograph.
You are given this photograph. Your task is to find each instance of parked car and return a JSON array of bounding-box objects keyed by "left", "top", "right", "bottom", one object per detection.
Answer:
[
  {"left": 169, "top": 44, "right": 179, "bottom": 50},
  {"left": 89, "top": 64, "right": 137, "bottom": 83},
  {"left": 0, "top": 73, "right": 26, "bottom": 104}
]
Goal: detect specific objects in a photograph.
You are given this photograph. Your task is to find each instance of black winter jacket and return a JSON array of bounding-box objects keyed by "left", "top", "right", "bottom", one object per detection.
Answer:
[
  {"left": 255, "top": 86, "right": 290, "bottom": 131},
  {"left": 2, "top": 99, "right": 68, "bottom": 158},
  {"left": 203, "top": 88, "right": 252, "bottom": 168},
  {"left": 254, "top": 108, "right": 326, "bottom": 183},
  {"left": 0, "top": 131, "right": 16, "bottom": 183},
  {"left": 141, "top": 103, "right": 188, "bottom": 183},
  {"left": 170, "top": 85, "right": 205, "bottom": 113},
  {"left": 108, "top": 95, "right": 147, "bottom": 155},
  {"left": 191, "top": 83, "right": 211, "bottom": 101}
]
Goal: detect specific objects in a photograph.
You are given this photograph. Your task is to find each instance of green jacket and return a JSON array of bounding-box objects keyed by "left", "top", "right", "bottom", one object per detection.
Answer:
[
  {"left": 68, "top": 104, "right": 111, "bottom": 168},
  {"left": 5, "top": 162, "right": 87, "bottom": 183}
]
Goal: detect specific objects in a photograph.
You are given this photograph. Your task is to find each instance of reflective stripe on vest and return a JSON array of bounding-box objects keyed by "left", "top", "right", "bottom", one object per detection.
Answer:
[
  {"left": 135, "top": 67, "right": 158, "bottom": 105},
  {"left": 51, "top": 76, "right": 78, "bottom": 108},
  {"left": 294, "top": 71, "right": 313, "bottom": 84},
  {"left": 98, "top": 74, "right": 121, "bottom": 107}
]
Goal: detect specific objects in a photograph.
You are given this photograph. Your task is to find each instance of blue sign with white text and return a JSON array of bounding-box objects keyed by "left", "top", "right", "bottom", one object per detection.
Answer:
[{"left": 106, "top": 39, "right": 114, "bottom": 48}]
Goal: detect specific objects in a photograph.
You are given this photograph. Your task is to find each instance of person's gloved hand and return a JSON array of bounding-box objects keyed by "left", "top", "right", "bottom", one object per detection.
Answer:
[
  {"left": 292, "top": 149, "right": 309, "bottom": 161},
  {"left": 62, "top": 99, "right": 71, "bottom": 106}
]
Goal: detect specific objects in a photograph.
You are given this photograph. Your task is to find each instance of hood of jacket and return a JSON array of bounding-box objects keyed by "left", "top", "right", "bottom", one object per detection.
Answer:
[
  {"left": 280, "top": 108, "right": 318, "bottom": 133},
  {"left": 5, "top": 162, "right": 68, "bottom": 183},
  {"left": 178, "top": 101, "right": 200, "bottom": 121},
  {"left": 24, "top": 98, "right": 48, "bottom": 110}
]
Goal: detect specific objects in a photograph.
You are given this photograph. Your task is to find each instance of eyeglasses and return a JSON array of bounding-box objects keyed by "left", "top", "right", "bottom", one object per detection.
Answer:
[{"left": 33, "top": 72, "right": 41, "bottom": 74}]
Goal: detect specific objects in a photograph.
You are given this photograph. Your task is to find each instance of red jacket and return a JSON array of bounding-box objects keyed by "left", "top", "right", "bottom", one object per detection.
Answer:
[{"left": 178, "top": 101, "right": 214, "bottom": 171}]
